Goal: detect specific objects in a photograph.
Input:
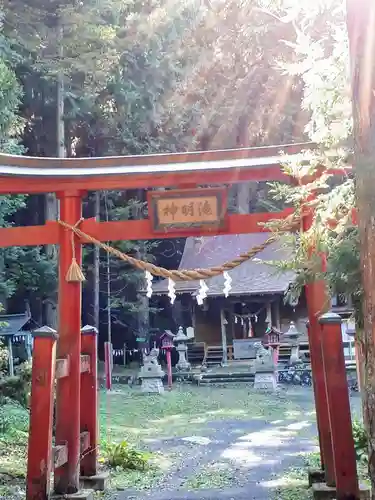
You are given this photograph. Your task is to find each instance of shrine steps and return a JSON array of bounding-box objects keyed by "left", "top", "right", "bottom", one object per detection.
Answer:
[
  {"left": 204, "top": 345, "right": 225, "bottom": 366},
  {"left": 194, "top": 372, "right": 255, "bottom": 385}
]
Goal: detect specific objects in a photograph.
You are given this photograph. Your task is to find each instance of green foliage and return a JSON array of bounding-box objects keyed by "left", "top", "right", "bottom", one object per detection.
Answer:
[
  {"left": 100, "top": 440, "right": 151, "bottom": 470},
  {"left": 352, "top": 419, "right": 368, "bottom": 464},
  {"left": 1, "top": 245, "right": 57, "bottom": 300},
  {"left": 263, "top": 0, "right": 361, "bottom": 323},
  {"left": 0, "top": 399, "right": 28, "bottom": 434},
  {"left": 0, "top": 343, "right": 8, "bottom": 377},
  {"left": 0, "top": 362, "right": 32, "bottom": 407},
  {"left": 0, "top": 57, "right": 24, "bottom": 153}
]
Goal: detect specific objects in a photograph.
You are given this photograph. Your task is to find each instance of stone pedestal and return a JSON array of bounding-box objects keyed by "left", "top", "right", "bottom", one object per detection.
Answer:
[
  {"left": 139, "top": 348, "right": 165, "bottom": 394},
  {"left": 254, "top": 342, "right": 277, "bottom": 391},
  {"left": 290, "top": 344, "right": 301, "bottom": 365},
  {"left": 141, "top": 377, "right": 164, "bottom": 393},
  {"left": 176, "top": 344, "right": 190, "bottom": 371},
  {"left": 254, "top": 371, "right": 277, "bottom": 390}
]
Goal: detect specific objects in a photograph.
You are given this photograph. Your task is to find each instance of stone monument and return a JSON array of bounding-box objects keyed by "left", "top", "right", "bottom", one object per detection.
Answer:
[
  {"left": 174, "top": 326, "right": 191, "bottom": 371},
  {"left": 253, "top": 342, "right": 277, "bottom": 391},
  {"left": 139, "top": 348, "right": 165, "bottom": 393}
]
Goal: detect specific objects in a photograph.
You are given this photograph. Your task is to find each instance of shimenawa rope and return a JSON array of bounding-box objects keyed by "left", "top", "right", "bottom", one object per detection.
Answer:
[{"left": 58, "top": 212, "right": 300, "bottom": 283}]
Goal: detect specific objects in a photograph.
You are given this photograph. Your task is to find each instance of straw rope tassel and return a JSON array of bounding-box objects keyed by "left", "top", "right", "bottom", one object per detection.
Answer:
[{"left": 65, "top": 219, "right": 86, "bottom": 283}]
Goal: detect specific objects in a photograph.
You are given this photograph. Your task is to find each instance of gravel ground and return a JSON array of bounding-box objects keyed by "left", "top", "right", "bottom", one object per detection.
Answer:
[{"left": 110, "top": 386, "right": 355, "bottom": 500}]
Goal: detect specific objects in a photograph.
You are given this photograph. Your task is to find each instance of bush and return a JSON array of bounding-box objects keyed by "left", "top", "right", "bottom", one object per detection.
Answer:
[
  {"left": 0, "top": 342, "right": 9, "bottom": 376},
  {"left": 0, "top": 361, "right": 32, "bottom": 407},
  {"left": 352, "top": 419, "right": 368, "bottom": 463},
  {"left": 100, "top": 441, "right": 150, "bottom": 470}
]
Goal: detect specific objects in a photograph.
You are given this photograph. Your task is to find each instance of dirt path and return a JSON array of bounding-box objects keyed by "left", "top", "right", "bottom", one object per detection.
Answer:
[{"left": 112, "top": 387, "right": 327, "bottom": 500}]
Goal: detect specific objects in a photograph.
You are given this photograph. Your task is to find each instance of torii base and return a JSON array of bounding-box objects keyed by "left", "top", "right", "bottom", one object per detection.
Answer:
[
  {"left": 80, "top": 472, "right": 110, "bottom": 491},
  {"left": 308, "top": 469, "right": 325, "bottom": 487},
  {"left": 312, "top": 482, "right": 370, "bottom": 500},
  {"left": 52, "top": 489, "right": 94, "bottom": 500}
]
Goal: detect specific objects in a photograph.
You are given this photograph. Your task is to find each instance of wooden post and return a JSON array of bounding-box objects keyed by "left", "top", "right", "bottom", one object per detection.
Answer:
[
  {"left": 26, "top": 326, "right": 58, "bottom": 500},
  {"left": 166, "top": 349, "right": 172, "bottom": 390},
  {"left": 54, "top": 191, "right": 83, "bottom": 495},
  {"left": 7, "top": 335, "right": 14, "bottom": 376},
  {"left": 273, "top": 300, "right": 281, "bottom": 330},
  {"left": 272, "top": 345, "right": 279, "bottom": 367},
  {"left": 25, "top": 333, "right": 32, "bottom": 361},
  {"left": 80, "top": 325, "right": 98, "bottom": 478},
  {"left": 354, "top": 339, "right": 363, "bottom": 392},
  {"left": 104, "top": 341, "right": 112, "bottom": 391},
  {"left": 320, "top": 312, "right": 359, "bottom": 499},
  {"left": 266, "top": 302, "right": 272, "bottom": 325},
  {"left": 220, "top": 309, "right": 228, "bottom": 365}
]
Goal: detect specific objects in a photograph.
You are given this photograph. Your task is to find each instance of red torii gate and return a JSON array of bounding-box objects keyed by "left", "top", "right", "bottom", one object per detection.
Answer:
[{"left": 0, "top": 142, "right": 360, "bottom": 499}]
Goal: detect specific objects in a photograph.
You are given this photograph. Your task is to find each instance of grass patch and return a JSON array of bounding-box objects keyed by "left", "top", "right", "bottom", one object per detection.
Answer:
[
  {"left": 98, "top": 385, "right": 302, "bottom": 492},
  {"left": 0, "top": 401, "right": 28, "bottom": 498},
  {"left": 0, "top": 385, "right": 313, "bottom": 497},
  {"left": 182, "top": 461, "right": 236, "bottom": 490},
  {"left": 100, "top": 385, "right": 300, "bottom": 446}
]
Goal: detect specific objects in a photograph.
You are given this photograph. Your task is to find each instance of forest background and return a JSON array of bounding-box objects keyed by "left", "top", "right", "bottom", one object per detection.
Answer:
[{"left": 0, "top": 0, "right": 352, "bottom": 355}]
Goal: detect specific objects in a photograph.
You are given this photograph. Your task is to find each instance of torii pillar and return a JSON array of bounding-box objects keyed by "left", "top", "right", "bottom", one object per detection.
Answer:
[
  {"left": 303, "top": 210, "right": 335, "bottom": 487},
  {"left": 54, "top": 191, "right": 84, "bottom": 494}
]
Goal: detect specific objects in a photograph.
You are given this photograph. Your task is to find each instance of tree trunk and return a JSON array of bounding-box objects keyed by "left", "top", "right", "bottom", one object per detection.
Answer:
[
  {"left": 0, "top": 250, "right": 6, "bottom": 309},
  {"left": 85, "top": 192, "right": 100, "bottom": 330},
  {"left": 136, "top": 190, "right": 149, "bottom": 347},
  {"left": 136, "top": 240, "right": 150, "bottom": 347},
  {"left": 346, "top": 1, "right": 375, "bottom": 495},
  {"left": 44, "top": 24, "right": 65, "bottom": 328},
  {"left": 93, "top": 192, "right": 100, "bottom": 331},
  {"left": 44, "top": 192, "right": 58, "bottom": 328}
]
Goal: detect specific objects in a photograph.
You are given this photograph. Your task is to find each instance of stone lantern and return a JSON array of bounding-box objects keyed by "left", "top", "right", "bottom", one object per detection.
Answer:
[
  {"left": 174, "top": 326, "right": 191, "bottom": 371},
  {"left": 283, "top": 321, "right": 301, "bottom": 366}
]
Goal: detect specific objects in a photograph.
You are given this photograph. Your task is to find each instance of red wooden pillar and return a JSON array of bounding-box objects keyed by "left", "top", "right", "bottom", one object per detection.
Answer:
[
  {"left": 305, "top": 293, "right": 335, "bottom": 486},
  {"left": 320, "top": 312, "right": 359, "bottom": 499},
  {"left": 26, "top": 326, "right": 58, "bottom": 500},
  {"left": 80, "top": 325, "right": 98, "bottom": 478},
  {"left": 54, "top": 191, "right": 83, "bottom": 494},
  {"left": 303, "top": 208, "right": 335, "bottom": 484}
]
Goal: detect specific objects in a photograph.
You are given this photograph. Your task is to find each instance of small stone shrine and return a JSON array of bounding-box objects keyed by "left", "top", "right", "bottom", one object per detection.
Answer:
[
  {"left": 139, "top": 348, "right": 165, "bottom": 394},
  {"left": 253, "top": 342, "right": 277, "bottom": 391}
]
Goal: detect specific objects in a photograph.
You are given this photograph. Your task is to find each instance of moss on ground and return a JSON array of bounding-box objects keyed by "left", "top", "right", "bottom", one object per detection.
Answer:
[{"left": 100, "top": 385, "right": 300, "bottom": 444}]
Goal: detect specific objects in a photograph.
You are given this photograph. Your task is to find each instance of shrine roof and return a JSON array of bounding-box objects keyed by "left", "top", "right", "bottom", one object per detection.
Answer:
[
  {"left": 0, "top": 142, "right": 314, "bottom": 177},
  {"left": 152, "top": 233, "right": 294, "bottom": 297},
  {"left": 0, "top": 313, "right": 35, "bottom": 337}
]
